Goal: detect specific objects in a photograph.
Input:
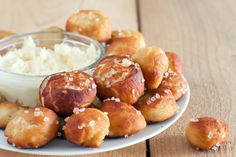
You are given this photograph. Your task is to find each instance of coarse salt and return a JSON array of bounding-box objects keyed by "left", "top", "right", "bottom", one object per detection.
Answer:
[
  {"left": 190, "top": 118, "right": 199, "bottom": 122},
  {"left": 104, "top": 112, "right": 108, "bottom": 115},
  {"left": 73, "top": 107, "right": 85, "bottom": 114},
  {"left": 34, "top": 111, "right": 42, "bottom": 117},
  {"left": 89, "top": 120, "right": 95, "bottom": 127},
  {"left": 78, "top": 123, "right": 85, "bottom": 129},
  {"left": 121, "top": 58, "right": 133, "bottom": 67},
  {"left": 64, "top": 117, "right": 70, "bottom": 122},
  {"left": 92, "top": 83, "right": 97, "bottom": 89},
  {"left": 43, "top": 116, "right": 50, "bottom": 122}
]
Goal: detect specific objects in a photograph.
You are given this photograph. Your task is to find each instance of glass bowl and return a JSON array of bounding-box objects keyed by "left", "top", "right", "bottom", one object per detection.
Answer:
[{"left": 0, "top": 31, "right": 105, "bottom": 106}]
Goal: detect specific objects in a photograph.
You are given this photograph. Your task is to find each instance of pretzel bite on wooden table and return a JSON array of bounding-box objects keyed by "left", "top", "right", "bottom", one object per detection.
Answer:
[
  {"left": 93, "top": 55, "right": 145, "bottom": 104},
  {"left": 185, "top": 117, "right": 229, "bottom": 150},
  {"left": 66, "top": 10, "right": 112, "bottom": 42},
  {"left": 132, "top": 46, "right": 169, "bottom": 89},
  {"left": 159, "top": 69, "right": 188, "bottom": 100},
  {"left": 101, "top": 99, "right": 146, "bottom": 137},
  {"left": 64, "top": 108, "right": 109, "bottom": 148},
  {"left": 165, "top": 51, "right": 183, "bottom": 73},
  {"left": 0, "top": 102, "right": 25, "bottom": 129},
  {"left": 39, "top": 71, "right": 97, "bottom": 116},
  {"left": 135, "top": 88, "right": 178, "bottom": 123},
  {"left": 4, "top": 107, "right": 59, "bottom": 148}
]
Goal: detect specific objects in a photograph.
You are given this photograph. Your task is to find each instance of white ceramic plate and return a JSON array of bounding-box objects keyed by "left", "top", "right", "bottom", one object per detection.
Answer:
[{"left": 0, "top": 85, "right": 190, "bottom": 156}]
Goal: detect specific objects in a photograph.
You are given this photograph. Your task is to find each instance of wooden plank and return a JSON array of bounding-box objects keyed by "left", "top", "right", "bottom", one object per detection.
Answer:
[
  {"left": 0, "top": 0, "right": 146, "bottom": 157},
  {"left": 0, "top": 0, "right": 138, "bottom": 32},
  {"left": 139, "top": 0, "right": 236, "bottom": 156},
  {"left": 0, "top": 143, "right": 145, "bottom": 157}
]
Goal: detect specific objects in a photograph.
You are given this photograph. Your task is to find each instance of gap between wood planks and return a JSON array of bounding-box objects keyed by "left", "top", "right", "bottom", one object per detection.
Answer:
[{"left": 136, "top": 0, "right": 150, "bottom": 157}]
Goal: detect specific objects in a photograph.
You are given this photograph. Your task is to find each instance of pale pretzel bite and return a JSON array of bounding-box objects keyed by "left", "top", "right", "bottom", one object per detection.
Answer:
[
  {"left": 39, "top": 71, "right": 97, "bottom": 116},
  {"left": 0, "top": 30, "right": 15, "bottom": 39},
  {"left": 165, "top": 51, "right": 183, "bottom": 73},
  {"left": 101, "top": 99, "right": 146, "bottom": 137},
  {"left": 111, "top": 29, "right": 146, "bottom": 48},
  {"left": 93, "top": 55, "right": 145, "bottom": 104},
  {"left": 159, "top": 69, "right": 188, "bottom": 100},
  {"left": 4, "top": 107, "right": 59, "bottom": 148},
  {"left": 64, "top": 108, "right": 109, "bottom": 148},
  {"left": 131, "top": 46, "right": 169, "bottom": 89},
  {"left": 40, "top": 26, "right": 64, "bottom": 32},
  {"left": 106, "top": 37, "right": 142, "bottom": 57},
  {"left": 66, "top": 10, "right": 112, "bottom": 42},
  {"left": 0, "top": 102, "right": 26, "bottom": 128},
  {"left": 37, "top": 26, "right": 64, "bottom": 48},
  {"left": 185, "top": 117, "right": 229, "bottom": 150},
  {"left": 135, "top": 88, "right": 178, "bottom": 123},
  {"left": 106, "top": 29, "right": 146, "bottom": 57}
]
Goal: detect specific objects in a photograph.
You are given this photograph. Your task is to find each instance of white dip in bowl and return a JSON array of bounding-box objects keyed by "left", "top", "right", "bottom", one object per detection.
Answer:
[{"left": 0, "top": 31, "right": 104, "bottom": 106}]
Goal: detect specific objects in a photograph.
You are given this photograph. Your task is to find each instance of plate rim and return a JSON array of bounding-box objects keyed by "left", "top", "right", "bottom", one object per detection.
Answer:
[{"left": 0, "top": 85, "right": 190, "bottom": 156}]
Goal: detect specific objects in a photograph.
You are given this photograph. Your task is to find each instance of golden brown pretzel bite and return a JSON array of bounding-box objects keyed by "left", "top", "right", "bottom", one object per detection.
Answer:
[
  {"left": 101, "top": 99, "right": 146, "bottom": 137},
  {"left": 159, "top": 69, "right": 188, "bottom": 100},
  {"left": 165, "top": 51, "right": 183, "bottom": 73},
  {"left": 39, "top": 71, "right": 97, "bottom": 116},
  {"left": 132, "top": 46, "right": 169, "bottom": 89},
  {"left": 64, "top": 108, "right": 109, "bottom": 148},
  {"left": 66, "top": 10, "right": 112, "bottom": 42},
  {"left": 135, "top": 88, "right": 178, "bottom": 123},
  {"left": 106, "top": 37, "right": 142, "bottom": 57},
  {"left": 93, "top": 55, "right": 145, "bottom": 104},
  {"left": 111, "top": 29, "right": 145, "bottom": 48},
  {"left": 185, "top": 117, "right": 229, "bottom": 150},
  {"left": 106, "top": 29, "right": 146, "bottom": 57},
  {"left": 0, "top": 102, "right": 25, "bottom": 128},
  {"left": 5, "top": 107, "right": 59, "bottom": 148}
]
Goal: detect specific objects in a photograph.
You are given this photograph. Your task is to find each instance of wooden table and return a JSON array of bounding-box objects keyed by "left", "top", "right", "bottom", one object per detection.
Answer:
[{"left": 0, "top": 0, "right": 235, "bottom": 156}]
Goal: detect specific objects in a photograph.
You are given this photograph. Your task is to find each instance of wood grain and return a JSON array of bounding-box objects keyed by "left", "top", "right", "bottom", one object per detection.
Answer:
[
  {"left": 1, "top": 0, "right": 236, "bottom": 156},
  {"left": 0, "top": 0, "right": 146, "bottom": 156},
  {"left": 139, "top": 0, "right": 236, "bottom": 156},
  {"left": 0, "top": 0, "right": 138, "bottom": 32}
]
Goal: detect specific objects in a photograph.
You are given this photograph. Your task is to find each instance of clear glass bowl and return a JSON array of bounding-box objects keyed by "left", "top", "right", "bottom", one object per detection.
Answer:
[{"left": 0, "top": 31, "right": 105, "bottom": 106}]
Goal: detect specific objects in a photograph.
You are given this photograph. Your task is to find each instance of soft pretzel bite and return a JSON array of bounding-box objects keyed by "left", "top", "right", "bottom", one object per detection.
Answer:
[
  {"left": 93, "top": 55, "right": 145, "bottom": 104},
  {"left": 64, "top": 108, "right": 109, "bottom": 148},
  {"left": 66, "top": 10, "right": 112, "bottom": 42},
  {"left": 185, "top": 117, "right": 229, "bottom": 150},
  {"left": 37, "top": 26, "right": 64, "bottom": 48},
  {"left": 0, "top": 102, "right": 25, "bottom": 128},
  {"left": 111, "top": 29, "right": 145, "bottom": 47},
  {"left": 135, "top": 88, "right": 178, "bottom": 123},
  {"left": 40, "top": 26, "right": 64, "bottom": 32},
  {"left": 0, "top": 30, "right": 14, "bottom": 39},
  {"left": 106, "top": 37, "right": 142, "bottom": 57},
  {"left": 159, "top": 69, "right": 188, "bottom": 100},
  {"left": 101, "top": 99, "right": 146, "bottom": 137},
  {"left": 39, "top": 71, "right": 97, "bottom": 116},
  {"left": 5, "top": 107, "right": 59, "bottom": 148},
  {"left": 165, "top": 51, "right": 183, "bottom": 73},
  {"left": 131, "top": 46, "right": 169, "bottom": 89}
]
